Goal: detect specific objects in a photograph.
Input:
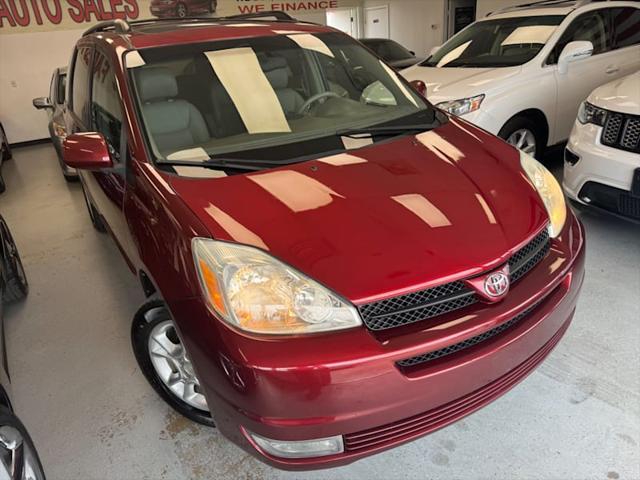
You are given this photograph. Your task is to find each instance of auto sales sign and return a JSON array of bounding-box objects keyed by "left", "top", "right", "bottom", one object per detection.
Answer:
[{"left": 0, "top": 0, "right": 359, "bottom": 33}]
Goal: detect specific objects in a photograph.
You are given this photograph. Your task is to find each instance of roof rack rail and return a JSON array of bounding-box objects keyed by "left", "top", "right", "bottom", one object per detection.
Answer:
[
  {"left": 83, "top": 18, "right": 131, "bottom": 36},
  {"left": 81, "top": 10, "right": 304, "bottom": 37},
  {"left": 216, "top": 11, "right": 297, "bottom": 22},
  {"left": 487, "top": 0, "right": 577, "bottom": 16}
]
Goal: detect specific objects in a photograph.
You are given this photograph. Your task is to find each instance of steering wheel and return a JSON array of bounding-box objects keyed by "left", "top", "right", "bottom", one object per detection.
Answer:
[{"left": 298, "top": 91, "right": 342, "bottom": 114}]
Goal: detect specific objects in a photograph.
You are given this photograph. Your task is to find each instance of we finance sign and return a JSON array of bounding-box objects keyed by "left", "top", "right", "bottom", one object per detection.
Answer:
[{"left": 0, "top": 0, "right": 359, "bottom": 34}]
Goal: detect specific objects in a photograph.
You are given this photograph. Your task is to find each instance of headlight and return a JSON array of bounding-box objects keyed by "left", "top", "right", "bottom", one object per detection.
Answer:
[
  {"left": 52, "top": 122, "right": 66, "bottom": 138},
  {"left": 577, "top": 101, "right": 607, "bottom": 126},
  {"left": 519, "top": 151, "right": 566, "bottom": 238},
  {"left": 436, "top": 94, "right": 485, "bottom": 116},
  {"left": 192, "top": 239, "right": 362, "bottom": 334}
]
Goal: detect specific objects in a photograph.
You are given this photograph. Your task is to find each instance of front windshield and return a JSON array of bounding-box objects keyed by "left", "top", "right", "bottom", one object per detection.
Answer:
[
  {"left": 422, "top": 15, "right": 565, "bottom": 68},
  {"left": 127, "top": 32, "right": 432, "bottom": 162}
]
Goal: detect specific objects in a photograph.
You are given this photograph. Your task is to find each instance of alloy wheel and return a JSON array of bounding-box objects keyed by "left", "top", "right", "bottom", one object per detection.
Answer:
[
  {"left": 507, "top": 128, "right": 536, "bottom": 155},
  {"left": 147, "top": 315, "right": 209, "bottom": 412},
  {"left": 0, "top": 425, "right": 44, "bottom": 480}
]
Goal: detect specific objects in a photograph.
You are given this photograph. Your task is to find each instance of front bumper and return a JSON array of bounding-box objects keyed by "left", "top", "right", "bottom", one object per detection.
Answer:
[
  {"left": 563, "top": 120, "right": 640, "bottom": 205},
  {"left": 451, "top": 108, "right": 501, "bottom": 136},
  {"left": 171, "top": 212, "right": 585, "bottom": 470}
]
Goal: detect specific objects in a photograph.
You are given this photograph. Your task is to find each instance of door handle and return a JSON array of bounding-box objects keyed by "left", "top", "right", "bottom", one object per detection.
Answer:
[{"left": 605, "top": 66, "right": 619, "bottom": 74}]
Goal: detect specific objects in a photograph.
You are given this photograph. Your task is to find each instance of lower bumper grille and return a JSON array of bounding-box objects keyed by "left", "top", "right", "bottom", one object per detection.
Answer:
[
  {"left": 358, "top": 228, "right": 550, "bottom": 331},
  {"left": 397, "top": 299, "right": 542, "bottom": 368},
  {"left": 579, "top": 181, "right": 640, "bottom": 220},
  {"left": 344, "top": 319, "right": 569, "bottom": 452}
]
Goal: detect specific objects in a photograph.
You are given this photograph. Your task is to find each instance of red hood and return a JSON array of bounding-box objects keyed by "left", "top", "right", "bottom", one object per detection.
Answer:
[{"left": 168, "top": 118, "right": 548, "bottom": 303}]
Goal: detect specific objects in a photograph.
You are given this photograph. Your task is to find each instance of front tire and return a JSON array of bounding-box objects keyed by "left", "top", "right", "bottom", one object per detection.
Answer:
[
  {"left": 0, "top": 218, "right": 28, "bottom": 303},
  {"left": 0, "top": 125, "right": 11, "bottom": 161},
  {"left": 131, "top": 300, "right": 215, "bottom": 427},
  {"left": 499, "top": 116, "right": 543, "bottom": 159}
]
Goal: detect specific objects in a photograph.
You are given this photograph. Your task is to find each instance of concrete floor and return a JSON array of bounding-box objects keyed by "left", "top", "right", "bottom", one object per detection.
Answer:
[{"left": 0, "top": 143, "right": 638, "bottom": 480}]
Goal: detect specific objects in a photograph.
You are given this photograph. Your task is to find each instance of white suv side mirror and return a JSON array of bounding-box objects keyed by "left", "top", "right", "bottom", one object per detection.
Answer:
[
  {"left": 429, "top": 45, "right": 441, "bottom": 56},
  {"left": 558, "top": 40, "right": 593, "bottom": 74}
]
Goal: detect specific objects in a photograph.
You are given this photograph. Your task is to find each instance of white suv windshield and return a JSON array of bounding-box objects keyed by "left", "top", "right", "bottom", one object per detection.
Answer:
[
  {"left": 422, "top": 15, "right": 565, "bottom": 68},
  {"left": 127, "top": 32, "right": 431, "bottom": 161}
]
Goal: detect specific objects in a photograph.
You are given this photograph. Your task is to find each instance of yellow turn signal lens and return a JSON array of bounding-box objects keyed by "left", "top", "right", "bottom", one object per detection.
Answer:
[{"left": 198, "top": 258, "right": 227, "bottom": 316}]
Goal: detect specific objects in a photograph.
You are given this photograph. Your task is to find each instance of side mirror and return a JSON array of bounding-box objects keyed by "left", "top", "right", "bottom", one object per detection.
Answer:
[
  {"left": 409, "top": 80, "right": 427, "bottom": 97},
  {"left": 429, "top": 45, "right": 441, "bottom": 56},
  {"left": 32, "top": 97, "right": 53, "bottom": 110},
  {"left": 409, "top": 50, "right": 416, "bottom": 56},
  {"left": 558, "top": 40, "right": 593, "bottom": 74},
  {"left": 62, "top": 132, "right": 113, "bottom": 170}
]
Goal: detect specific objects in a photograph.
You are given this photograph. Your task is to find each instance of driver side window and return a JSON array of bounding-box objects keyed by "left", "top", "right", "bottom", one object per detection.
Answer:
[
  {"left": 91, "top": 51, "right": 123, "bottom": 160},
  {"left": 549, "top": 10, "right": 611, "bottom": 64}
]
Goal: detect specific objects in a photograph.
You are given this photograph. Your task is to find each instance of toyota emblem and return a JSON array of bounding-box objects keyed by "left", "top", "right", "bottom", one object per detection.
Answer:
[{"left": 484, "top": 272, "right": 510, "bottom": 298}]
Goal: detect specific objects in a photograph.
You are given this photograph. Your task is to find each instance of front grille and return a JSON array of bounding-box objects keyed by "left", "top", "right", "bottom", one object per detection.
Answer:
[
  {"left": 397, "top": 300, "right": 541, "bottom": 368},
  {"left": 579, "top": 181, "right": 640, "bottom": 220},
  {"left": 358, "top": 282, "right": 477, "bottom": 331},
  {"left": 343, "top": 320, "right": 569, "bottom": 452},
  {"left": 601, "top": 112, "right": 640, "bottom": 153},
  {"left": 358, "top": 228, "right": 550, "bottom": 331},
  {"left": 509, "top": 228, "right": 550, "bottom": 283}
]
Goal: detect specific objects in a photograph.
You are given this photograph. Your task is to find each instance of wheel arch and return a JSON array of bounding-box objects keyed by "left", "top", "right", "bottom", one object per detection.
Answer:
[
  {"left": 502, "top": 109, "right": 550, "bottom": 148},
  {"left": 139, "top": 269, "right": 158, "bottom": 298}
]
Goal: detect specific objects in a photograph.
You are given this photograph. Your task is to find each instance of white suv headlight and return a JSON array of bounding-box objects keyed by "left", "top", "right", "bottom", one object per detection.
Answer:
[
  {"left": 436, "top": 94, "right": 485, "bottom": 116},
  {"left": 192, "top": 239, "right": 362, "bottom": 334},
  {"left": 577, "top": 101, "right": 607, "bottom": 126},
  {"left": 519, "top": 151, "right": 567, "bottom": 238}
]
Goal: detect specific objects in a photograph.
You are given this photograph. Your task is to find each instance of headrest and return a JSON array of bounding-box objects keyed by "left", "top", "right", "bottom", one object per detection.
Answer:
[
  {"left": 137, "top": 67, "right": 178, "bottom": 103},
  {"left": 260, "top": 57, "right": 289, "bottom": 89},
  {"left": 264, "top": 68, "right": 289, "bottom": 89},
  {"left": 260, "top": 56, "right": 287, "bottom": 72}
]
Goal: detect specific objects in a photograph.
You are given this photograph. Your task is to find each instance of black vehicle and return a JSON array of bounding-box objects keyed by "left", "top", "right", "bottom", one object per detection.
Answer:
[
  {"left": 33, "top": 67, "right": 77, "bottom": 181},
  {"left": 0, "top": 216, "right": 43, "bottom": 479},
  {"left": 0, "top": 122, "right": 12, "bottom": 194},
  {"left": 360, "top": 38, "right": 419, "bottom": 70}
]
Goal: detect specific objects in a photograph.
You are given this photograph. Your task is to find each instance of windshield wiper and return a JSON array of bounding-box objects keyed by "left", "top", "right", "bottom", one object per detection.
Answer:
[
  {"left": 337, "top": 123, "right": 437, "bottom": 139},
  {"left": 158, "top": 157, "right": 302, "bottom": 171}
]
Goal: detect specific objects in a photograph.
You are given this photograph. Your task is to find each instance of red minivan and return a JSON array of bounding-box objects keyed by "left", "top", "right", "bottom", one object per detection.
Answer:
[{"left": 62, "top": 15, "right": 585, "bottom": 470}]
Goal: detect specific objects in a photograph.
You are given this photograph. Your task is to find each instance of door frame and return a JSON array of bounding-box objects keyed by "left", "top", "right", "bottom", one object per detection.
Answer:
[{"left": 364, "top": 5, "right": 389, "bottom": 39}]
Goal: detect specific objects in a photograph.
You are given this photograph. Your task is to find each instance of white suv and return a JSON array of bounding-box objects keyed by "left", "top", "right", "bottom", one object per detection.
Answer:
[
  {"left": 563, "top": 71, "right": 640, "bottom": 221},
  {"left": 402, "top": 0, "right": 640, "bottom": 158}
]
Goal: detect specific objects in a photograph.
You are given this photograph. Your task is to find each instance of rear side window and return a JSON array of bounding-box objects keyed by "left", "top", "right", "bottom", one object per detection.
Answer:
[
  {"left": 549, "top": 10, "right": 611, "bottom": 63},
  {"left": 611, "top": 8, "right": 640, "bottom": 49},
  {"left": 71, "top": 47, "right": 92, "bottom": 122},
  {"left": 91, "top": 51, "right": 123, "bottom": 157},
  {"left": 58, "top": 74, "right": 66, "bottom": 104},
  {"left": 48, "top": 73, "right": 56, "bottom": 104}
]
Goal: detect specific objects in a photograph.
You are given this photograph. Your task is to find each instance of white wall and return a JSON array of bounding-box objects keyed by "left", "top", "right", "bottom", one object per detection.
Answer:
[
  {"left": 0, "top": 29, "right": 83, "bottom": 143},
  {"left": 294, "top": 11, "right": 328, "bottom": 25},
  {"left": 362, "top": 0, "right": 445, "bottom": 58}
]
